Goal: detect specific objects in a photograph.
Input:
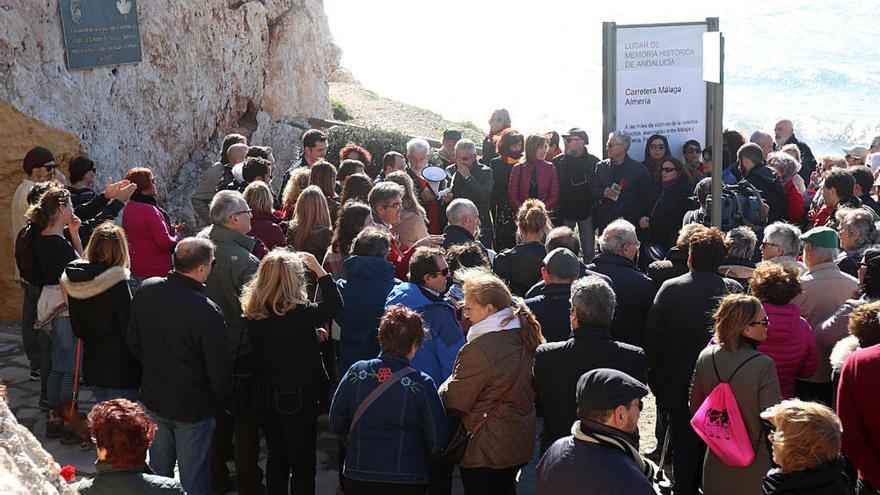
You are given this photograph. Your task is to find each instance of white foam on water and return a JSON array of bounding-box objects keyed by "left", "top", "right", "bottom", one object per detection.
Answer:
[{"left": 325, "top": 0, "right": 880, "bottom": 156}]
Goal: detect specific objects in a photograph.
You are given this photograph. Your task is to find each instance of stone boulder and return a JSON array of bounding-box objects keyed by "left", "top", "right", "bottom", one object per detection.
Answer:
[{"left": 0, "top": 0, "right": 340, "bottom": 319}]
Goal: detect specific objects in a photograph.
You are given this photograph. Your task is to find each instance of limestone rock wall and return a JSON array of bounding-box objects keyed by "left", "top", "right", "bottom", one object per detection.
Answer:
[{"left": 0, "top": 0, "right": 340, "bottom": 319}]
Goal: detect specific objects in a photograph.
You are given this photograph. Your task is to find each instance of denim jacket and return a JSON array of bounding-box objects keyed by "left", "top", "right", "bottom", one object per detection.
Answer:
[{"left": 329, "top": 354, "right": 449, "bottom": 484}]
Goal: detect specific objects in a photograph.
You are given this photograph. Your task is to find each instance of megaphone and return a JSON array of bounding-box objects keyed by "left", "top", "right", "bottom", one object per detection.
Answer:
[{"left": 422, "top": 166, "right": 451, "bottom": 198}]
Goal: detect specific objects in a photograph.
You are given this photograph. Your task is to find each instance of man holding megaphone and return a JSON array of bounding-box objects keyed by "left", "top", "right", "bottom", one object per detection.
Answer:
[{"left": 406, "top": 138, "right": 450, "bottom": 234}]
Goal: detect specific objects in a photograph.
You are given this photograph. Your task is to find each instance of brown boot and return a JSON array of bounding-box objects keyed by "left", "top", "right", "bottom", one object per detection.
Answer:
[
  {"left": 58, "top": 402, "right": 90, "bottom": 442},
  {"left": 46, "top": 409, "right": 63, "bottom": 439}
]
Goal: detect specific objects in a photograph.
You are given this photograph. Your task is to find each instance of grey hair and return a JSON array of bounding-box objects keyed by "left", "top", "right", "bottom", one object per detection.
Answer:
[
  {"left": 840, "top": 208, "right": 880, "bottom": 249},
  {"left": 367, "top": 181, "right": 404, "bottom": 209},
  {"left": 209, "top": 190, "right": 247, "bottom": 226},
  {"left": 406, "top": 138, "right": 431, "bottom": 156},
  {"left": 767, "top": 151, "right": 802, "bottom": 183},
  {"left": 750, "top": 131, "right": 773, "bottom": 146},
  {"left": 570, "top": 275, "right": 616, "bottom": 328},
  {"left": 454, "top": 139, "right": 477, "bottom": 156},
  {"left": 597, "top": 219, "right": 637, "bottom": 256},
  {"left": 608, "top": 130, "right": 631, "bottom": 151},
  {"left": 764, "top": 221, "right": 803, "bottom": 257},
  {"left": 446, "top": 198, "right": 478, "bottom": 226},
  {"left": 725, "top": 226, "right": 758, "bottom": 260},
  {"left": 810, "top": 245, "right": 840, "bottom": 263}
]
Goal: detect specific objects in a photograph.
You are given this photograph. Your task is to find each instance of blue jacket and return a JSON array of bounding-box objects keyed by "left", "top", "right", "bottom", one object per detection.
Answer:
[
  {"left": 525, "top": 283, "right": 573, "bottom": 343},
  {"left": 537, "top": 430, "right": 654, "bottom": 495},
  {"left": 329, "top": 355, "right": 448, "bottom": 484},
  {"left": 385, "top": 283, "right": 465, "bottom": 387},
  {"left": 336, "top": 256, "right": 401, "bottom": 377}
]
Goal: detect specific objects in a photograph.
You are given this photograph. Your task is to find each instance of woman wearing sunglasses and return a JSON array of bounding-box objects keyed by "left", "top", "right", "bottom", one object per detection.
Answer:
[
  {"left": 644, "top": 157, "right": 696, "bottom": 251},
  {"left": 689, "top": 294, "right": 782, "bottom": 495},
  {"left": 642, "top": 134, "right": 672, "bottom": 192}
]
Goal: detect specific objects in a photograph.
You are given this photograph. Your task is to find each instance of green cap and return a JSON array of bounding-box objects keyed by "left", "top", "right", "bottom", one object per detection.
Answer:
[{"left": 800, "top": 226, "right": 839, "bottom": 249}]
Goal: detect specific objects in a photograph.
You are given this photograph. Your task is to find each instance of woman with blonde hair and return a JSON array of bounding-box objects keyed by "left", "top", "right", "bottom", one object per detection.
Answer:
[
  {"left": 278, "top": 167, "right": 311, "bottom": 221},
  {"left": 287, "top": 185, "right": 334, "bottom": 260},
  {"left": 689, "top": 294, "right": 782, "bottom": 495},
  {"left": 243, "top": 181, "right": 284, "bottom": 255},
  {"left": 493, "top": 198, "right": 552, "bottom": 296},
  {"left": 242, "top": 249, "right": 342, "bottom": 494},
  {"left": 760, "top": 399, "right": 849, "bottom": 494},
  {"left": 309, "top": 160, "right": 340, "bottom": 224},
  {"left": 440, "top": 268, "right": 545, "bottom": 494},
  {"left": 385, "top": 170, "right": 429, "bottom": 247},
  {"left": 62, "top": 222, "right": 140, "bottom": 404}
]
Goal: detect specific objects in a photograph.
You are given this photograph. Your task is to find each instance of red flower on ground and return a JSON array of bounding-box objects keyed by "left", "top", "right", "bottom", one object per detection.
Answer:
[
  {"left": 60, "top": 465, "right": 76, "bottom": 482},
  {"left": 376, "top": 367, "right": 392, "bottom": 383}
]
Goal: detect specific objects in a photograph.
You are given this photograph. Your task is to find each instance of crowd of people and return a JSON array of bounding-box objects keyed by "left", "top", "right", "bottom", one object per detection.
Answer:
[{"left": 8, "top": 114, "right": 880, "bottom": 495}]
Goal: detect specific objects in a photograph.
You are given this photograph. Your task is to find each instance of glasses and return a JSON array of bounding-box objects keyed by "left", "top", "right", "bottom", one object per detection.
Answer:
[
  {"left": 433, "top": 267, "right": 450, "bottom": 277},
  {"left": 211, "top": 258, "right": 217, "bottom": 268},
  {"left": 685, "top": 147, "right": 701, "bottom": 153},
  {"left": 650, "top": 144, "right": 666, "bottom": 150},
  {"left": 606, "top": 142, "right": 622, "bottom": 148},
  {"left": 233, "top": 209, "right": 253, "bottom": 217},
  {"left": 564, "top": 137, "right": 583, "bottom": 143},
  {"left": 638, "top": 399, "right": 644, "bottom": 412},
  {"left": 44, "top": 164, "right": 56, "bottom": 171},
  {"left": 660, "top": 167, "right": 677, "bottom": 173},
  {"left": 750, "top": 317, "right": 770, "bottom": 327},
  {"left": 761, "top": 241, "right": 780, "bottom": 248},
  {"left": 382, "top": 202, "right": 403, "bottom": 210}
]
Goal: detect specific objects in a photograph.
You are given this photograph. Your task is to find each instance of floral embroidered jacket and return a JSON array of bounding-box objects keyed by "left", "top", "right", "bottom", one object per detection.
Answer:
[{"left": 329, "top": 354, "right": 449, "bottom": 484}]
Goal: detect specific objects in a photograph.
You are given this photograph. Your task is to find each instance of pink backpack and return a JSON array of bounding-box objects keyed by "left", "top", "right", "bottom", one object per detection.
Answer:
[{"left": 690, "top": 350, "right": 761, "bottom": 467}]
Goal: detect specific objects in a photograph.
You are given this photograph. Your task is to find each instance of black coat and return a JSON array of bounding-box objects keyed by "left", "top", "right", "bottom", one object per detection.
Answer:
[
  {"left": 525, "top": 264, "right": 613, "bottom": 299},
  {"left": 442, "top": 224, "right": 488, "bottom": 258},
  {"left": 554, "top": 151, "right": 601, "bottom": 220},
  {"left": 649, "top": 180, "right": 696, "bottom": 249},
  {"left": 783, "top": 134, "right": 818, "bottom": 185},
  {"left": 586, "top": 253, "right": 656, "bottom": 347},
  {"left": 62, "top": 260, "right": 140, "bottom": 389},
  {"left": 493, "top": 241, "right": 546, "bottom": 297},
  {"left": 647, "top": 246, "right": 690, "bottom": 290},
  {"left": 745, "top": 162, "right": 788, "bottom": 223},
  {"left": 592, "top": 155, "right": 654, "bottom": 232},
  {"left": 481, "top": 135, "right": 498, "bottom": 166},
  {"left": 127, "top": 272, "right": 232, "bottom": 422},
  {"left": 248, "top": 275, "right": 343, "bottom": 392},
  {"left": 534, "top": 326, "right": 646, "bottom": 451},
  {"left": 763, "top": 460, "right": 852, "bottom": 495},
  {"left": 525, "top": 283, "right": 573, "bottom": 343},
  {"left": 644, "top": 271, "right": 742, "bottom": 409}
]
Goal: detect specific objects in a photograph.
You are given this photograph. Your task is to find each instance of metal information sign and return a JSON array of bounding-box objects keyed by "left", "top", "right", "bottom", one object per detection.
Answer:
[{"left": 59, "top": 0, "right": 143, "bottom": 70}]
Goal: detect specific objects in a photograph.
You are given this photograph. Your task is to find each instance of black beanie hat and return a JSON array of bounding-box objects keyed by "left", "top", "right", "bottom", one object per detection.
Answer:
[{"left": 23, "top": 146, "right": 55, "bottom": 174}]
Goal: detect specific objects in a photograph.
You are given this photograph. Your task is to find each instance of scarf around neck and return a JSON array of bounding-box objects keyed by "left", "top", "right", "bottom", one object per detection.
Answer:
[
  {"left": 467, "top": 307, "right": 520, "bottom": 342},
  {"left": 572, "top": 420, "right": 658, "bottom": 481},
  {"left": 501, "top": 151, "right": 522, "bottom": 165}
]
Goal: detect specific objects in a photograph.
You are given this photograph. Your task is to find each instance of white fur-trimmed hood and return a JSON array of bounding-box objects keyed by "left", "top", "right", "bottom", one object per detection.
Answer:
[
  {"left": 61, "top": 265, "right": 130, "bottom": 299},
  {"left": 830, "top": 335, "right": 860, "bottom": 374}
]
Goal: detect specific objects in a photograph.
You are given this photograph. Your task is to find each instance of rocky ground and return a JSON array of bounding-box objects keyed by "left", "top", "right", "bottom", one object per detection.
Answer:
[{"left": 329, "top": 82, "right": 486, "bottom": 144}]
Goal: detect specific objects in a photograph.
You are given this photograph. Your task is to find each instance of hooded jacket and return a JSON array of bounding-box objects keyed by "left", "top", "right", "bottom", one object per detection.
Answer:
[
  {"left": 61, "top": 260, "right": 140, "bottom": 389},
  {"left": 385, "top": 282, "right": 464, "bottom": 386},
  {"left": 336, "top": 256, "right": 401, "bottom": 376},
  {"left": 757, "top": 303, "right": 819, "bottom": 398},
  {"left": 744, "top": 161, "right": 788, "bottom": 223}
]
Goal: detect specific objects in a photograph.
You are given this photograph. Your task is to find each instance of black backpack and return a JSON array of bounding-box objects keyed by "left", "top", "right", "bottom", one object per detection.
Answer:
[
  {"left": 703, "top": 180, "right": 768, "bottom": 231},
  {"left": 15, "top": 223, "right": 38, "bottom": 284}
]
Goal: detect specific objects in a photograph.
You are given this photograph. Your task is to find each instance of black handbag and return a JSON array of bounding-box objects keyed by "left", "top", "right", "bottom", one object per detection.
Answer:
[{"left": 440, "top": 345, "right": 526, "bottom": 464}]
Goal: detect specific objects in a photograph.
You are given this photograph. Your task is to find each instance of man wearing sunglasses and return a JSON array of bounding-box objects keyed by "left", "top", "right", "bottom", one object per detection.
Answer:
[
  {"left": 385, "top": 246, "right": 464, "bottom": 388},
  {"left": 555, "top": 128, "right": 601, "bottom": 261}
]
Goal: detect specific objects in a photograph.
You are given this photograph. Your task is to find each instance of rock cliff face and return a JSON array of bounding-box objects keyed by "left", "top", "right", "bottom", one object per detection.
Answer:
[{"left": 0, "top": 0, "right": 340, "bottom": 319}]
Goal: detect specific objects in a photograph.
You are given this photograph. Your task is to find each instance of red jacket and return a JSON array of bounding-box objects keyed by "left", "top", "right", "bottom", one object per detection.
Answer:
[
  {"left": 122, "top": 200, "right": 177, "bottom": 278},
  {"left": 757, "top": 303, "right": 818, "bottom": 398},
  {"left": 838, "top": 344, "right": 880, "bottom": 487},
  {"left": 386, "top": 226, "right": 415, "bottom": 280},
  {"left": 248, "top": 213, "right": 284, "bottom": 252},
  {"left": 508, "top": 160, "right": 559, "bottom": 212},
  {"left": 784, "top": 179, "right": 804, "bottom": 225}
]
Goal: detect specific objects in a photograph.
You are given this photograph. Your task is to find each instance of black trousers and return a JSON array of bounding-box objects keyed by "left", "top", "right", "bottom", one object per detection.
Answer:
[
  {"left": 459, "top": 466, "right": 520, "bottom": 495},
  {"left": 345, "top": 478, "right": 428, "bottom": 495},
  {"left": 794, "top": 379, "right": 833, "bottom": 407},
  {"left": 668, "top": 405, "right": 706, "bottom": 495},
  {"left": 859, "top": 479, "right": 880, "bottom": 495},
  {"left": 259, "top": 386, "right": 318, "bottom": 495}
]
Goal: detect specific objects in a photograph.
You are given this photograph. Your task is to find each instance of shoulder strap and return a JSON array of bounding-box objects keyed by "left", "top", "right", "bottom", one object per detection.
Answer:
[
  {"left": 469, "top": 342, "right": 527, "bottom": 437},
  {"left": 349, "top": 366, "right": 415, "bottom": 436},
  {"left": 713, "top": 349, "right": 762, "bottom": 383}
]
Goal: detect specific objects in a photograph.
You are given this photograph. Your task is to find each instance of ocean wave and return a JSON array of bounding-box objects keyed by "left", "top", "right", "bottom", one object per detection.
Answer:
[{"left": 727, "top": 64, "right": 880, "bottom": 90}]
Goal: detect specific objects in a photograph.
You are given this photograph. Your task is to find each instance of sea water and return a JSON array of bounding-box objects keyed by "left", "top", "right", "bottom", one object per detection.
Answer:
[{"left": 325, "top": 0, "right": 879, "bottom": 158}]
